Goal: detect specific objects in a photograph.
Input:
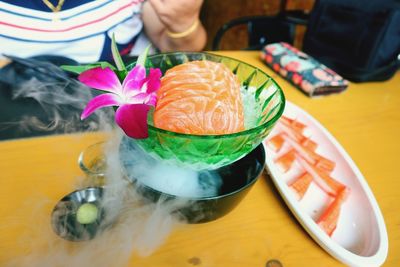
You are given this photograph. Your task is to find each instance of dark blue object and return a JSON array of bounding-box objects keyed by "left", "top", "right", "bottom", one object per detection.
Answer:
[{"left": 303, "top": 0, "right": 400, "bottom": 82}]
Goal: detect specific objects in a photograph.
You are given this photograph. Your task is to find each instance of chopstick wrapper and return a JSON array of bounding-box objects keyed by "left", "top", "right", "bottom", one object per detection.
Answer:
[{"left": 261, "top": 42, "right": 348, "bottom": 97}]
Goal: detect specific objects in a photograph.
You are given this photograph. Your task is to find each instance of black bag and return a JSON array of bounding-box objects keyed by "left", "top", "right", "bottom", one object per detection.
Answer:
[{"left": 303, "top": 0, "right": 400, "bottom": 82}]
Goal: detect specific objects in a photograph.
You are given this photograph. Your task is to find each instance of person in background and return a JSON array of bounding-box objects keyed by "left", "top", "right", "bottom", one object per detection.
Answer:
[{"left": 0, "top": 0, "right": 206, "bottom": 64}]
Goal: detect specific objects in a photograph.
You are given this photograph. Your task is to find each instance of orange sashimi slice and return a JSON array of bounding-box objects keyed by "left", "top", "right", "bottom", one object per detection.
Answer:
[
  {"left": 275, "top": 149, "right": 296, "bottom": 173},
  {"left": 266, "top": 132, "right": 317, "bottom": 154},
  {"left": 281, "top": 116, "right": 307, "bottom": 133},
  {"left": 278, "top": 118, "right": 318, "bottom": 152},
  {"left": 282, "top": 133, "right": 336, "bottom": 173},
  {"left": 265, "top": 134, "right": 285, "bottom": 152},
  {"left": 301, "top": 137, "right": 318, "bottom": 151},
  {"left": 279, "top": 118, "right": 307, "bottom": 143},
  {"left": 289, "top": 172, "right": 313, "bottom": 200},
  {"left": 295, "top": 153, "right": 345, "bottom": 197},
  {"left": 317, "top": 188, "right": 350, "bottom": 236},
  {"left": 153, "top": 60, "right": 244, "bottom": 135}
]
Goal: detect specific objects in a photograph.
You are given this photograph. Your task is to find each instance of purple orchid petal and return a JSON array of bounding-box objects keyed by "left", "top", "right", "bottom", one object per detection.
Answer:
[
  {"left": 122, "top": 65, "right": 146, "bottom": 93},
  {"left": 81, "top": 93, "right": 122, "bottom": 120},
  {"left": 78, "top": 67, "right": 122, "bottom": 93},
  {"left": 127, "top": 92, "right": 149, "bottom": 103},
  {"left": 144, "top": 68, "right": 162, "bottom": 94},
  {"left": 145, "top": 93, "right": 157, "bottom": 106},
  {"left": 115, "top": 104, "right": 150, "bottom": 139}
]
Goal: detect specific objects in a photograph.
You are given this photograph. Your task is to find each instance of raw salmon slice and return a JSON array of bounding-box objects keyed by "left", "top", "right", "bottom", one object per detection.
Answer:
[
  {"left": 265, "top": 134, "right": 285, "bottom": 152},
  {"left": 289, "top": 172, "right": 313, "bottom": 200},
  {"left": 275, "top": 149, "right": 296, "bottom": 173},
  {"left": 317, "top": 188, "right": 349, "bottom": 236},
  {"left": 153, "top": 60, "right": 245, "bottom": 135}
]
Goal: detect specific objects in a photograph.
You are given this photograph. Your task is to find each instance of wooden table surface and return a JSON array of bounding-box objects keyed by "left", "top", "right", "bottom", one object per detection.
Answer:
[{"left": 0, "top": 51, "right": 399, "bottom": 267}]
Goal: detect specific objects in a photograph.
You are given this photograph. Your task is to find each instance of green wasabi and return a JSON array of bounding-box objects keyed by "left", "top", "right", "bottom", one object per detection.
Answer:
[{"left": 76, "top": 203, "right": 98, "bottom": 224}]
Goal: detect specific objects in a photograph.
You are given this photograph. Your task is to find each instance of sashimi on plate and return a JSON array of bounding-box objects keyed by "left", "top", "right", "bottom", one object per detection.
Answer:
[{"left": 264, "top": 101, "right": 388, "bottom": 267}]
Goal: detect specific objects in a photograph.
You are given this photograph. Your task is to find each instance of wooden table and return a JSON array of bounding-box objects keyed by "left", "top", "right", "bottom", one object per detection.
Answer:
[{"left": 0, "top": 51, "right": 399, "bottom": 267}]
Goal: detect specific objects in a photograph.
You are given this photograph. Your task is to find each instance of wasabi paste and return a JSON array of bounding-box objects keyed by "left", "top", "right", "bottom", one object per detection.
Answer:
[{"left": 76, "top": 203, "right": 98, "bottom": 224}]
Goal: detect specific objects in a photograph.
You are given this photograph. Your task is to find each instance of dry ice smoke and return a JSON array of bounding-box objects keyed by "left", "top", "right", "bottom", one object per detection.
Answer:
[
  {"left": 11, "top": 79, "right": 103, "bottom": 133},
  {"left": 0, "top": 136, "right": 198, "bottom": 267},
  {"left": 0, "top": 56, "right": 113, "bottom": 137},
  {"left": 1, "top": 57, "right": 223, "bottom": 266},
  {"left": 120, "top": 137, "right": 222, "bottom": 198},
  {"left": 3, "top": 132, "right": 218, "bottom": 267}
]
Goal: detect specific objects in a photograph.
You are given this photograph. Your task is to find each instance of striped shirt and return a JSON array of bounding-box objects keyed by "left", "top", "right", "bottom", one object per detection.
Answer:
[{"left": 0, "top": 0, "right": 147, "bottom": 63}]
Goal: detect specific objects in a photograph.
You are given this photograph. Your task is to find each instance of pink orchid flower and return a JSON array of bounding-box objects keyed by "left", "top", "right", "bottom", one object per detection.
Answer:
[{"left": 78, "top": 65, "right": 161, "bottom": 138}]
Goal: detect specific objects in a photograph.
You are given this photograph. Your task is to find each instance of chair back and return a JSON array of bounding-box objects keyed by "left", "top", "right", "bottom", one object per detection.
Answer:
[{"left": 212, "top": 11, "right": 308, "bottom": 51}]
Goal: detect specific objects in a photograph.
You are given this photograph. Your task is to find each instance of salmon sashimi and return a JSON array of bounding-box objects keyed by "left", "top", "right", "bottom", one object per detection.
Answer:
[
  {"left": 295, "top": 153, "right": 345, "bottom": 197},
  {"left": 275, "top": 149, "right": 296, "bottom": 173},
  {"left": 317, "top": 188, "right": 349, "bottom": 236},
  {"left": 267, "top": 115, "right": 351, "bottom": 237},
  {"left": 281, "top": 116, "right": 307, "bottom": 133},
  {"left": 265, "top": 134, "right": 285, "bottom": 152},
  {"left": 301, "top": 137, "right": 318, "bottom": 151},
  {"left": 153, "top": 60, "right": 245, "bottom": 135},
  {"left": 282, "top": 133, "right": 336, "bottom": 173},
  {"left": 289, "top": 172, "right": 313, "bottom": 200}
]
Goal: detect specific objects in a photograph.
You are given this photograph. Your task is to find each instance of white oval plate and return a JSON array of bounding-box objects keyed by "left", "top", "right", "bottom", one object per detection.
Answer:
[{"left": 264, "top": 101, "right": 388, "bottom": 267}]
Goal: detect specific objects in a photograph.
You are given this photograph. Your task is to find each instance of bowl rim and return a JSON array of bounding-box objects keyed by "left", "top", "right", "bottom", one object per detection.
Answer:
[{"left": 129, "top": 51, "right": 286, "bottom": 139}]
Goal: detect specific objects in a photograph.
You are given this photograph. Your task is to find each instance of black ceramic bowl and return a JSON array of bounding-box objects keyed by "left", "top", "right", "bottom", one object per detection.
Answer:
[
  {"left": 120, "top": 137, "right": 265, "bottom": 223},
  {"left": 52, "top": 142, "right": 264, "bottom": 241}
]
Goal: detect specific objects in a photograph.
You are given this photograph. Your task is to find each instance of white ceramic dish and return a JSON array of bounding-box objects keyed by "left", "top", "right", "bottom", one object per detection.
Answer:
[{"left": 264, "top": 101, "right": 388, "bottom": 267}]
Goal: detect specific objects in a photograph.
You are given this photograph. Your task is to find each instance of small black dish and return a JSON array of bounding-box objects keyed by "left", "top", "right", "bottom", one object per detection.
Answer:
[{"left": 120, "top": 138, "right": 266, "bottom": 223}]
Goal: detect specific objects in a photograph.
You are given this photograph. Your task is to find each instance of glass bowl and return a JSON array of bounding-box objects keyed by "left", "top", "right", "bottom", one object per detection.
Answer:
[
  {"left": 78, "top": 141, "right": 107, "bottom": 187},
  {"left": 127, "top": 52, "right": 285, "bottom": 170}
]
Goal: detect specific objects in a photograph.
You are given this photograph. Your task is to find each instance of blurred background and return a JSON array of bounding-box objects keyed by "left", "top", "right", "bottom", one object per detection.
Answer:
[{"left": 200, "top": 0, "right": 314, "bottom": 50}]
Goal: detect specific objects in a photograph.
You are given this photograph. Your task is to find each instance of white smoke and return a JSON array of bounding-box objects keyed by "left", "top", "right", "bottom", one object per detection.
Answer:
[
  {"left": 0, "top": 57, "right": 113, "bottom": 136},
  {"left": 0, "top": 57, "right": 224, "bottom": 267},
  {"left": 0, "top": 59, "right": 221, "bottom": 267},
  {"left": 119, "top": 136, "right": 222, "bottom": 198},
  {"left": 2, "top": 132, "right": 198, "bottom": 267}
]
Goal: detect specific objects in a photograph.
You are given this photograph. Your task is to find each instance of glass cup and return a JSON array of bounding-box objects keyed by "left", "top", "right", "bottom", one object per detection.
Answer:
[{"left": 78, "top": 142, "right": 107, "bottom": 187}]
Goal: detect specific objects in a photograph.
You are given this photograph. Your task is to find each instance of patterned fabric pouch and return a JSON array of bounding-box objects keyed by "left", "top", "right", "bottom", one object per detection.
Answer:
[{"left": 261, "top": 42, "right": 348, "bottom": 97}]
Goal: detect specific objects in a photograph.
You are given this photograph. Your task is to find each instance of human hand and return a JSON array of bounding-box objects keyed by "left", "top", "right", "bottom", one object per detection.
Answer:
[{"left": 147, "top": 0, "right": 203, "bottom": 33}]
